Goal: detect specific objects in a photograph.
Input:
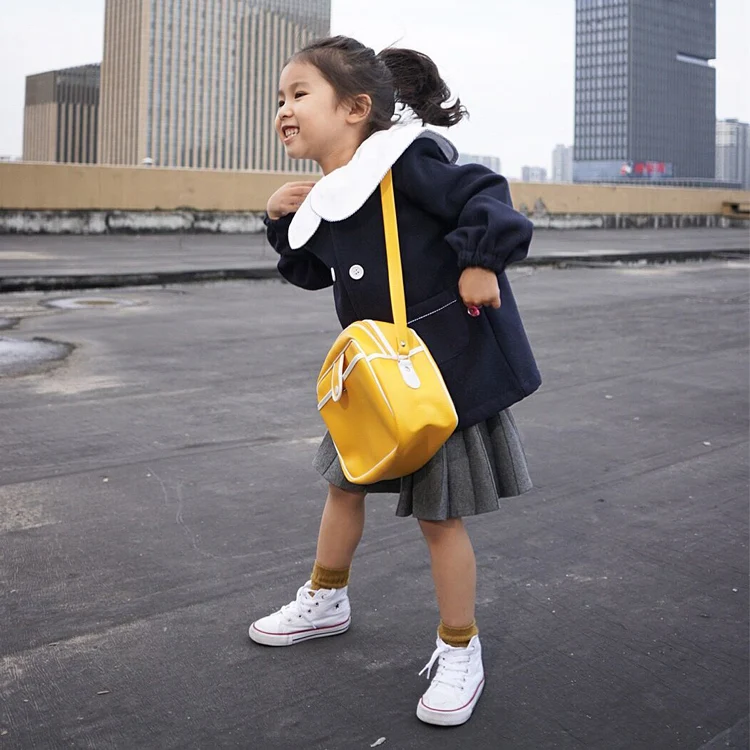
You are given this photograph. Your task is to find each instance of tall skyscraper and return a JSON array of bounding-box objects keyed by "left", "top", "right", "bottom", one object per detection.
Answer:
[
  {"left": 98, "top": 0, "right": 330, "bottom": 171},
  {"left": 23, "top": 64, "right": 100, "bottom": 164},
  {"left": 552, "top": 144, "right": 573, "bottom": 183},
  {"left": 521, "top": 166, "right": 548, "bottom": 182},
  {"left": 716, "top": 119, "right": 750, "bottom": 189},
  {"left": 573, "top": 0, "right": 716, "bottom": 183}
]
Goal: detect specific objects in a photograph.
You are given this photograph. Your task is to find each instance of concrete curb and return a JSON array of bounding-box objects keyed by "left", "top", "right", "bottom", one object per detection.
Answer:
[
  {"left": 524, "top": 248, "right": 748, "bottom": 267},
  {"left": 0, "top": 249, "right": 747, "bottom": 294},
  {"left": 0, "top": 268, "right": 280, "bottom": 293}
]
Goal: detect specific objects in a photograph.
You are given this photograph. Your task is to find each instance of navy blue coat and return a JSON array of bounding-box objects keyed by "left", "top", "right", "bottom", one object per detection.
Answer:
[{"left": 265, "top": 137, "right": 542, "bottom": 429}]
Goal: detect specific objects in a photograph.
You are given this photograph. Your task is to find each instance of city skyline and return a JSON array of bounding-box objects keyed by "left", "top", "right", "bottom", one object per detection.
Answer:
[{"left": 1, "top": 0, "right": 748, "bottom": 178}]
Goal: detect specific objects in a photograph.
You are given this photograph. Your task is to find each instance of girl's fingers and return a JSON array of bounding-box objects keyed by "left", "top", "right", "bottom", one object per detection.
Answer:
[
  {"left": 462, "top": 295, "right": 501, "bottom": 309},
  {"left": 288, "top": 190, "right": 314, "bottom": 199}
]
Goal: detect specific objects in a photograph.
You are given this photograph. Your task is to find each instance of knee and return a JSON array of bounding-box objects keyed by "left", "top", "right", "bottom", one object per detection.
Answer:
[
  {"left": 327, "top": 483, "right": 366, "bottom": 504},
  {"left": 418, "top": 517, "right": 463, "bottom": 544}
]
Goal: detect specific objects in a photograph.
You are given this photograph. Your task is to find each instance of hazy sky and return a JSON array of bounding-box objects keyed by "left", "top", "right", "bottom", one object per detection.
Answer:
[{"left": 0, "top": 0, "right": 747, "bottom": 177}]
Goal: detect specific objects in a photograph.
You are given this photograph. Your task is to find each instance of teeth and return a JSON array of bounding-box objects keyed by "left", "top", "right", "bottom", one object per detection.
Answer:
[{"left": 284, "top": 127, "right": 299, "bottom": 137}]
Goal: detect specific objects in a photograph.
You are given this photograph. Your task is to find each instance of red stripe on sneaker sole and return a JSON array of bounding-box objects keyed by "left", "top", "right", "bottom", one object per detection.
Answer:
[
  {"left": 251, "top": 618, "right": 351, "bottom": 638},
  {"left": 290, "top": 625, "right": 350, "bottom": 643}
]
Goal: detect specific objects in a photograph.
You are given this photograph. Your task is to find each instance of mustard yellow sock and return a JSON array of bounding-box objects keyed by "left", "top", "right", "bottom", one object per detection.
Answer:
[
  {"left": 310, "top": 561, "right": 350, "bottom": 591},
  {"left": 438, "top": 620, "right": 479, "bottom": 648}
]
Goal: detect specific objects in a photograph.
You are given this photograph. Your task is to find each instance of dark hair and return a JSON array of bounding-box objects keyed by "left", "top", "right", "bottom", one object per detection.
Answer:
[{"left": 291, "top": 36, "right": 467, "bottom": 133}]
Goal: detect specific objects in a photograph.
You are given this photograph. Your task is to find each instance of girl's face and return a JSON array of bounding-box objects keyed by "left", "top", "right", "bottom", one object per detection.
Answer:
[{"left": 276, "top": 60, "right": 361, "bottom": 170}]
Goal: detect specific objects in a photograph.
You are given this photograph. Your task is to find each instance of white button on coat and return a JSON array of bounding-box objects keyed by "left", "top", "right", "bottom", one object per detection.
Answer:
[
  {"left": 349, "top": 264, "right": 365, "bottom": 280},
  {"left": 331, "top": 268, "right": 336, "bottom": 282}
]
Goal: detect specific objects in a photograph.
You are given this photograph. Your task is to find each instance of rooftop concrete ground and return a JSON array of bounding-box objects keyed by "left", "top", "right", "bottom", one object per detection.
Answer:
[{"left": 0, "top": 260, "right": 748, "bottom": 749}]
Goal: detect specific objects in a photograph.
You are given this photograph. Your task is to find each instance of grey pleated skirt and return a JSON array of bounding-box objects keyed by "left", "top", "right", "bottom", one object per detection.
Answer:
[{"left": 312, "top": 409, "right": 532, "bottom": 521}]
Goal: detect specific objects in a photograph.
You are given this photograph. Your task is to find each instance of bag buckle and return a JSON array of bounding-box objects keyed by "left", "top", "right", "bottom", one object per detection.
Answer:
[{"left": 398, "top": 357, "right": 421, "bottom": 389}]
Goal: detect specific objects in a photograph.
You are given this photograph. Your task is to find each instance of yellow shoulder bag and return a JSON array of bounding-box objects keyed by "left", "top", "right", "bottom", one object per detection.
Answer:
[{"left": 316, "top": 169, "right": 458, "bottom": 485}]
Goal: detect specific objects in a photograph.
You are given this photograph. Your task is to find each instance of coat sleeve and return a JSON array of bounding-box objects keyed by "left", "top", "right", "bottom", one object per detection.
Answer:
[
  {"left": 264, "top": 213, "right": 333, "bottom": 291},
  {"left": 393, "top": 140, "right": 533, "bottom": 274}
]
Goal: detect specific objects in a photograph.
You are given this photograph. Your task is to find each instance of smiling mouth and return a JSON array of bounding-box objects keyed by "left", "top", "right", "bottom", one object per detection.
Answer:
[{"left": 282, "top": 126, "right": 299, "bottom": 143}]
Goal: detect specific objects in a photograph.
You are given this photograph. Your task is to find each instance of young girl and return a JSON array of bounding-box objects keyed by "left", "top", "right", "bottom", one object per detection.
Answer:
[{"left": 249, "top": 36, "right": 541, "bottom": 727}]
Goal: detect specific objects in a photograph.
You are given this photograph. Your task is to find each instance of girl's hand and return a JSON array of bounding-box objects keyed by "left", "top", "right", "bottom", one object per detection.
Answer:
[
  {"left": 266, "top": 181, "right": 316, "bottom": 220},
  {"left": 459, "top": 267, "right": 501, "bottom": 309}
]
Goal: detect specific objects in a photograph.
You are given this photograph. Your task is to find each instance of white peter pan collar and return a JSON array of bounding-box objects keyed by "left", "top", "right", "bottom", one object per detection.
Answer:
[{"left": 287, "top": 122, "right": 458, "bottom": 249}]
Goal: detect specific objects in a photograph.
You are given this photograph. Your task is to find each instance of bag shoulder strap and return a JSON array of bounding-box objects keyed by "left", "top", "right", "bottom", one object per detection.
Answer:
[{"left": 379, "top": 170, "right": 410, "bottom": 357}]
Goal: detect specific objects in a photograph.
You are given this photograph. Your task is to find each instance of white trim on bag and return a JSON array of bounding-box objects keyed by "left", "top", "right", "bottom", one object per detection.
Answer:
[
  {"left": 365, "top": 320, "right": 398, "bottom": 359},
  {"left": 318, "top": 339, "right": 364, "bottom": 382},
  {"left": 318, "top": 351, "right": 398, "bottom": 413},
  {"left": 349, "top": 323, "right": 389, "bottom": 356},
  {"left": 331, "top": 351, "right": 365, "bottom": 402}
]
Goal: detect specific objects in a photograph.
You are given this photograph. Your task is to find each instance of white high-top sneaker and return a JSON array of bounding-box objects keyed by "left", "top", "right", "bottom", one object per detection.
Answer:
[
  {"left": 416, "top": 635, "right": 485, "bottom": 726},
  {"left": 248, "top": 581, "right": 351, "bottom": 646}
]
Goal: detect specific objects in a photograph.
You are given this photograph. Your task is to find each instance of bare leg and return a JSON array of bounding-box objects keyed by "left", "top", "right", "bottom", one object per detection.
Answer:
[
  {"left": 418, "top": 518, "right": 477, "bottom": 627},
  {"left": 314, "top": 484, "right": 366, "bottom": 570}
]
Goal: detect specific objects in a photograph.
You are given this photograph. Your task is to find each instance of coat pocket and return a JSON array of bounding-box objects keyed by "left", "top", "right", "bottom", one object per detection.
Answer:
[{"left": 407, "top": 289, "right": 470, "bottom": 364}]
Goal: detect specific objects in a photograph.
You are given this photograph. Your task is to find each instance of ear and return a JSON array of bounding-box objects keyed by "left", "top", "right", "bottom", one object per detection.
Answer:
[{"left": 345, "top": 94, "right": 372, "bottom": 125}]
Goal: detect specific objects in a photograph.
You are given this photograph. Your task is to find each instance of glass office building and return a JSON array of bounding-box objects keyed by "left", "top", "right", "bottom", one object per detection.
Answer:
[{"left": 574, "top": 0, "right": 716, "bottom": 183}]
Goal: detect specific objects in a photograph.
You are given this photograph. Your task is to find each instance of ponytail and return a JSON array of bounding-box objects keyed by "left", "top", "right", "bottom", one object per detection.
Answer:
[{"left": 377, "top": 47, "right": 468, "bottom": 128}]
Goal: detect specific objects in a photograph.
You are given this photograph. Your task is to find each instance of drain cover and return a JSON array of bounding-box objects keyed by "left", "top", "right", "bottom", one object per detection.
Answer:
[{"left": 42, "top": 297, "right": 144, "bottom": 310}]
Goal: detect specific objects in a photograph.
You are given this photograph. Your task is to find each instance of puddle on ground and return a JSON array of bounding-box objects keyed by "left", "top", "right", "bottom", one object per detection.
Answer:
[{"left": 0, "top": 336, "right": 74, "bottom": 377}]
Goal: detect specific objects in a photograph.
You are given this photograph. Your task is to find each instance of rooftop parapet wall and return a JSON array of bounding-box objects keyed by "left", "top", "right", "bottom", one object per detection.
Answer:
[
  {"left": 0, "top": 163, "right": 748, "bottom": 232},
  {"left": 0, "top": 162, "right": 292, "bottom": 213}
]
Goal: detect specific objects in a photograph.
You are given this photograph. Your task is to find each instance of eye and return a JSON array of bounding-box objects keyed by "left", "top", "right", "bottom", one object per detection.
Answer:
[
  {"left": 294, "top": 91, "right": 307, "bottom": 99},
  {"left": 277, "top": 99, "right": 285, "bottom": 109}
]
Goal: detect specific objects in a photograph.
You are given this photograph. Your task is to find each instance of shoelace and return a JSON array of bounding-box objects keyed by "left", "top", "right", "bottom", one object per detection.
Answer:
[
  {"left": 419, "top": 639, "right": 473, "bottom": 690},
  {"left": 279, "top": 585, "right": 327, "bottom": 628}
]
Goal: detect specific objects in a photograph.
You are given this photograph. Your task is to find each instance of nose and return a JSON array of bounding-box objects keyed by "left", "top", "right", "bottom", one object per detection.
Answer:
[{"left": 278, "top": 100, "right": 293, "bottom": 119}]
